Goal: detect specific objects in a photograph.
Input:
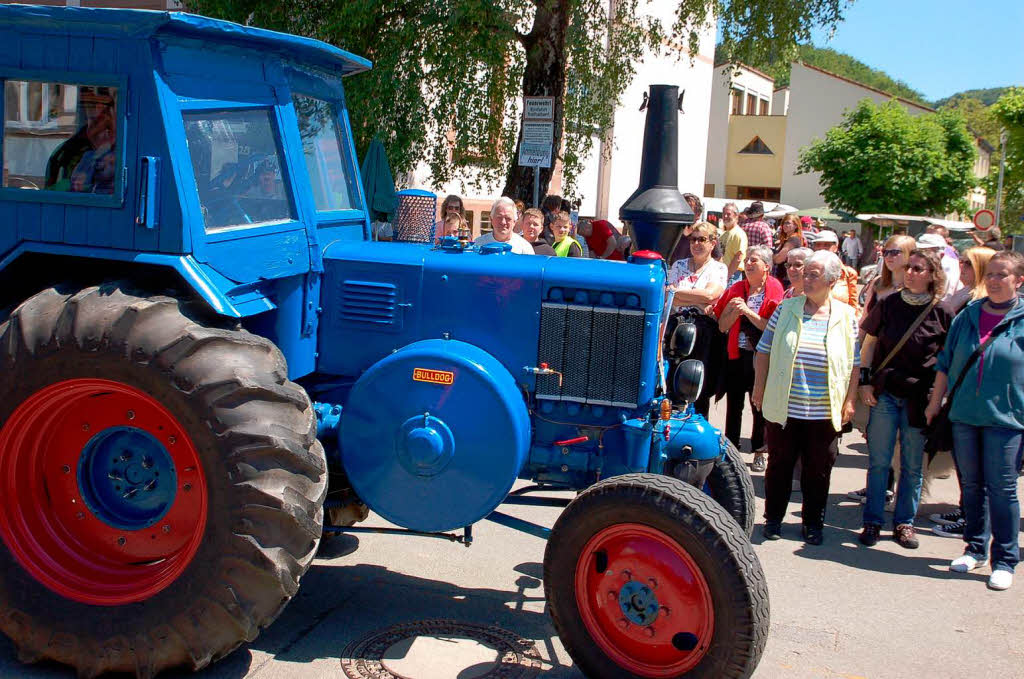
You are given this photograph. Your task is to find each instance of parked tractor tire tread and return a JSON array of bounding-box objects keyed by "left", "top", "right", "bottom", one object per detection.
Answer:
[
  {"left": 705, "top": 439, "right": 756, "bottom": 537},
  {"left": 0, "top": 282, "right": 327, "bottom": 678},
  {"left": 544, "top": 473, "right": 768, "bottom": 679}
]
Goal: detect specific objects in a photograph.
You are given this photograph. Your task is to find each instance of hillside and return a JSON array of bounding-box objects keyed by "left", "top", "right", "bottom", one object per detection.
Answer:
[
  {"left": 934, "top": 87, "right": 1012, "bottom": 108},
  {"left": 715, "top": 44, "right": 929, "bottom": 106}
]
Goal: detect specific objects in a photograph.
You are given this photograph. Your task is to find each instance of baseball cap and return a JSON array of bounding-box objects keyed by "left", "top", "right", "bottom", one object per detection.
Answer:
[
  {"left": 916, "top": 233, "right": 946, "bottom": 249},
  {"left": 812, "top": 230, "right": 839, "bottom": 244},
  {"left": 799, "top": 216, "right": 813, "bottom": 226}
]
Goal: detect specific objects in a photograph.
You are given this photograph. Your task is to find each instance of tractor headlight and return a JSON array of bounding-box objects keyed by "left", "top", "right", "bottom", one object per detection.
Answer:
[
  {"left": 670, "top": 321, "right": 697, "bottom": 358},
  {"left": 671, "top": 359, "right": 704, "bottom": 404}
]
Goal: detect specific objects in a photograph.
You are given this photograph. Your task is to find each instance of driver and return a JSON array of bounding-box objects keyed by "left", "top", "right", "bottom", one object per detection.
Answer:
[{"left": 245, "top": 159, "right": 285, "bottom": 200}]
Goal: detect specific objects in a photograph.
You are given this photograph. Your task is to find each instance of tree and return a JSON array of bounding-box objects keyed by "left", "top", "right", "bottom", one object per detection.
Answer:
[
  {"left": 989, "top": 87, "right": 1024, "bottom": 234},
  {"left": 797, "top": 99, "right": 976, "bottom": 216},
  {"left": 185, "top": 0, "right": 848, "bottom": 204}
]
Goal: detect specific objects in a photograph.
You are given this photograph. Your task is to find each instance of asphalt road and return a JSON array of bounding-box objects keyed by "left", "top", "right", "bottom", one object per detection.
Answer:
[{"left": 2, "top": 401, "right": 1023, "bottom": 679}]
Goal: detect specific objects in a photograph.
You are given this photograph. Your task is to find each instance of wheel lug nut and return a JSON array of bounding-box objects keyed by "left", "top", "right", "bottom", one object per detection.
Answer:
[
  {"left": 622, "top": 570, "right": 631, "bottom": 580},
  {"left": 117, "top": 536, "right": 126, "bottom": 546},
  {"left": 75, "top": 511, "right": 85, "bottom": 520},
  {"left": 168, "top": 436, "right": 176, "bottom": 445},
  {"left": 645, "top": 627, "right": 656, "bottom": 638},
  {"left": 661, "top": 607, "right": 671, "bottom": 618},
  {"left": 607, "top": 591, "right": 617, "bottom": 601},
  {"left": 618, "top": 618, "right": 629, "bottom": 629},
  {"left": 648, "top": 578, "right": 657, "bottom": 589},
  {"left": 162, "top": 524, "right": 171, "bottom": 533},
  {"left": 61, "top": 465, "right": 70, "bottom": 474},
  {"left": 183, "top": 482, "right": 192, "bottom": 491},
  {"left": 126, "top": 410, "right": 135, "bottom": 420}
]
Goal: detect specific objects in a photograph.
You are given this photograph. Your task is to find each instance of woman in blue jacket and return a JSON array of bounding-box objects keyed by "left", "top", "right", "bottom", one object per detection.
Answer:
[{"left": 926, "top": 250, "right": 1024, "bottom": 591}]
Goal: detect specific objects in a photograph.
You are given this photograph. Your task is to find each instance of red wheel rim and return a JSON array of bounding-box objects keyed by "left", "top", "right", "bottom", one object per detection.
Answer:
[
  {"left": 0, "top": 379, "right": 208, "bottom": 605},
  {"left": 574, "top": 523, "right": 714, "bottom": 677}
]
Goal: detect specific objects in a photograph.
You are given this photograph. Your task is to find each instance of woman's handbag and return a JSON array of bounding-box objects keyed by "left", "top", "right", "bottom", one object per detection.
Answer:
[
  {"left": 852, "top": 301, "right": 936, "bottom": 433},
  {"left": 923, "top": 322, "right": 1010, "bottom": 453}
]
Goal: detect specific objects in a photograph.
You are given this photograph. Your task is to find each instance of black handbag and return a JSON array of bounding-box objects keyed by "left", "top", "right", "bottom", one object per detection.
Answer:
[{"left": 924, "top": 323, "right": 1010, "bottom": 453}]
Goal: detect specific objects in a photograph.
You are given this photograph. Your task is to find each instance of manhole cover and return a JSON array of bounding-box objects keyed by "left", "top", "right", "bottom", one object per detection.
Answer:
[{"left": 341, "top": 619, "right": 542, "bottom": 679}]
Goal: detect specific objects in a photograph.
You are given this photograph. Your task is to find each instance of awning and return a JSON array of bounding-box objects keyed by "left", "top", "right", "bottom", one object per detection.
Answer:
[
  {"left": 798, "top": 206, "right": 859, "bottom": 222},
  {"left": 855, "top": 213, "right": 974, "bottom": 232}
]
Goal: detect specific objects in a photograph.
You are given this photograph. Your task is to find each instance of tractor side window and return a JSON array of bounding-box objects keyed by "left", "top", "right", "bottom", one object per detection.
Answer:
[
  {"left": 292, "top": 95, "right": 356, "bottom": 212},
  {"left": 2, "top": 81, "right": 118, "bottom": 194},
  {"left": 182, "top": 108, "right": 295, "bottom": 232}
]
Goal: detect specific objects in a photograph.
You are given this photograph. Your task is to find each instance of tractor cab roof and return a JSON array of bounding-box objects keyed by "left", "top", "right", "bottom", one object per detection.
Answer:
[{"left": 1, "top": 4, "right": 371, "bottom": 76}]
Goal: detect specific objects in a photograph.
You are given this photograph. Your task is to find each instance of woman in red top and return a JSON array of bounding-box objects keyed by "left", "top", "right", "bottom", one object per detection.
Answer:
[{"left": 716, "top": 246, "right": 785, "bottom": 471}]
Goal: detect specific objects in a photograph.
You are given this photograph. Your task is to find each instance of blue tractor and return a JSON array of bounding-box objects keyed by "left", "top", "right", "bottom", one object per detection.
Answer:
[{"left": 0, "top": 6, "right": 766, "bottom": 678}]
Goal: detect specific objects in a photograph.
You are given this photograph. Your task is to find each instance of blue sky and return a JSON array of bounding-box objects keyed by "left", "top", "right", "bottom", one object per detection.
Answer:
[{"left": 809, "top": 0, "right": 1024, "bottom": 102}]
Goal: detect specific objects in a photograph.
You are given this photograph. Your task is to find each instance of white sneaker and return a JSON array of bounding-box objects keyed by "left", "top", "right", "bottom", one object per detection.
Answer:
[
  {"left": 988, "top": 570, "right": 1013, "bottom": 591},
  {"left": 950, "top": 554, "right": 981, "bottom": 573}
]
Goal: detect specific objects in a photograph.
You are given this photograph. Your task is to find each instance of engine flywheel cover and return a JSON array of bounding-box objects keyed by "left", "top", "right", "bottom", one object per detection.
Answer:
[{"left": 341, "top": 339, "right": 530, "bottom": 532}]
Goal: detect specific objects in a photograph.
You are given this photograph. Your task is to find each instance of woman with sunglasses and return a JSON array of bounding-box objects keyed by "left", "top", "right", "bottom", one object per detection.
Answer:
[
  {"left": 666, "top": 221, "right": 728, "bottom": 415},
  {"left": 716, "top": 245, "right": 784, "bottom": 471},
  {"left": 782, "top": 247, "right": 813, "bottom": 299},
  {"left": 858, "top": 249, "right": 954, "bottom": 550},
  {"left": 861, "top": 234, "right": 916, "bottom": 322},
  {"left": 925, "top": 251, "right": 1024, "bottom": 590}
]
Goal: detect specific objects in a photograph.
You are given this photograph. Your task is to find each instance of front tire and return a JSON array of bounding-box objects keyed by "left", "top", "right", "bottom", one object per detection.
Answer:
[
  {"left": 0, "top": 283, "right": 327, "bottom": 678},
  {"left": 544, "top": 473, "right": 768, "bottom": 678},
  {"left": 705, "top": 439, "right": 756, "bottom": 537}
]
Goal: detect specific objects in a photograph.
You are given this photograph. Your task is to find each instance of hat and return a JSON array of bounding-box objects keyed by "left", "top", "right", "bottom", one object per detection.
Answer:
[
  {"left": 916, "top": 233, "right": 945, "bottom": 249},
  {"left": 799, "top": 215, "right": 813, "bottom": 225},
  {"left": 813, "top": 230, "right": 839, "bottom": 244}
]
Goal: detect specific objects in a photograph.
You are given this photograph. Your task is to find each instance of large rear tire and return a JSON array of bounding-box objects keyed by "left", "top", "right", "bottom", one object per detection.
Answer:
[
  {"left": 705, "top": 439, "right": 756, "bottom": 537},
  {"left": 544, "top": 473, "right": 768, "bottom": 679},
  {"left": 0, "top": 283, "right": 327, "bottom": 678}
]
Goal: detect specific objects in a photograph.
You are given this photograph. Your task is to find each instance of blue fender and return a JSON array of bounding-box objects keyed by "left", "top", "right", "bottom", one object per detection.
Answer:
[{"left": 339, "top": 338, "right": 531, "bottom": 532}]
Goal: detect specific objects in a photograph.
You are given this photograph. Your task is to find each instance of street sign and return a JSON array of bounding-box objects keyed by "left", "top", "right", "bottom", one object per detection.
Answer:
[
  {"left": 522, "top": 121, "right": 554, "bottom": 145},
  {"left": 523, "top": 96, "right": 554, "bottom": 121},
  {"left": 518, "top": 142, "right": 552, "bottom": 168},
  {"left": 973, "top": 209, "right": 996, "bottom": 231}
]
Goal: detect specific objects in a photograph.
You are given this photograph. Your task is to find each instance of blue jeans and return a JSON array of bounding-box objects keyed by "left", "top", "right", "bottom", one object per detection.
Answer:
[
  {"left": 863, "top": 392, "right": 926, "bottom": 527},
  {"left": 951, "top": 423, "right": 1023, "bottom": 573}
]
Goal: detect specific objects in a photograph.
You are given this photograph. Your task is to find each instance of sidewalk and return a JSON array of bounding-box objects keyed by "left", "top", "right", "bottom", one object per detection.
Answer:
[{"left": 1, "top": 403, "right": 1021, "bottom": 679}]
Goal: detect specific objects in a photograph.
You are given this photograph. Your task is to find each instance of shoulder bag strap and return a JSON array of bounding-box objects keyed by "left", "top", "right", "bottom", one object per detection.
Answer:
[{"left": 875, "top": 300, "right": 937, "bottom": 373}]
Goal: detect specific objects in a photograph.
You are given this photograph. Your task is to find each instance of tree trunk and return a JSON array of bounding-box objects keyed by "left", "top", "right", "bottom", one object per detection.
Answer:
[{"left": 501, "top": 0, "right": 571, "bottom": 205}]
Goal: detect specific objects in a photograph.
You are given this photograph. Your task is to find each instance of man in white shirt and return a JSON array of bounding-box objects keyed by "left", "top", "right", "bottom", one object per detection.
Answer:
[
  {"left": 474, "top": 197, "right": 533, "bottom": 254},
  {"left": 916, "top": 232, "right": 962, "bottom": 299},
  {"left": 840, "top": 230, "right": 863, "bottom": 268}
]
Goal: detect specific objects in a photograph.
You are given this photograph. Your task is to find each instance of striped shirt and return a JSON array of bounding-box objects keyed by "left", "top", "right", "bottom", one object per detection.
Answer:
[{"left": 757, "top": 310, "right": 861, "bottom": 420}]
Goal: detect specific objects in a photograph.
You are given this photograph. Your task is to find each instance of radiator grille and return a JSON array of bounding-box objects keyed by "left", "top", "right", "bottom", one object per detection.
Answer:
[
  {"left": 340, "top": 280, "right": 398, "bottom": 326},
  {"left": 536, "top": 302, "right": 645, "bottom": 408}
]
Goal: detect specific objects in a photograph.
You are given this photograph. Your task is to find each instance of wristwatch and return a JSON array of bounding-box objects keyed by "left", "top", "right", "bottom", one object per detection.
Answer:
[{"left": 859, "top": 367, "right": 873, "bottom": 386}]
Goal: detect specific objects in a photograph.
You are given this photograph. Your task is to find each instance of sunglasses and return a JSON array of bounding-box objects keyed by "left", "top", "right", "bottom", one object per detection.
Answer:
[
  {"left": 904, "top": 264, "right": 930, "bottom": 274},
  {"left": 688, "top": 236, "right": 711, "bottom": 244},
  {"left": 882, "top": 249, "right": 902, "bottom": 257}
]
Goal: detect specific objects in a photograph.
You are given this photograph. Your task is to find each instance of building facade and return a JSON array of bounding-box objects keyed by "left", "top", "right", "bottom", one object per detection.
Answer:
[{"left": 703, "top": 63, "right": 784, "bottom": 201}]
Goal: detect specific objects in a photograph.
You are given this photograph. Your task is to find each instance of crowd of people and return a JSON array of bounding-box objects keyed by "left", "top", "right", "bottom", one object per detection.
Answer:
[{"left": 432, "top": 192, "right": 1022, "bottom": 591}]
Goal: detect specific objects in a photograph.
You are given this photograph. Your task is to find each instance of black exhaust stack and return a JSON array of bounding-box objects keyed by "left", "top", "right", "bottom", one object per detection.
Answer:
[{"left": 619, "top": 84, "right": 694, "bottom": 259}]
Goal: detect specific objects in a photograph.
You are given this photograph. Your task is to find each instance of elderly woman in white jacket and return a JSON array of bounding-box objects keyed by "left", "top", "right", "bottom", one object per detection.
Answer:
[{"left": 752, "top": 250, "right": 860, "bottom": 545}]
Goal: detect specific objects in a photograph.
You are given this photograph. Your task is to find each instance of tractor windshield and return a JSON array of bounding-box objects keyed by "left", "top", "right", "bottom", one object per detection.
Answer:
[
  {"left": 292, "top": 95, "right": 357, "bottom": 212},
  {"left": 183, "top": 108, "right": 295, "bottom": 232}
]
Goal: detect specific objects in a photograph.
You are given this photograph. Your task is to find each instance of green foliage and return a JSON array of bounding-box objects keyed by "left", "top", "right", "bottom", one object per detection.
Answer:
[
  {"left": 798, "top": 99, "right": 976, "bottom": 216},
  {"left": 186, "top": 0, "right": 848, "bottom": 203},
  {"left": 715, "top": 44, "right": 928, "bottom": 105},
  {"left": 939, "top": 95, "right": 1000, "bottom": 147},
  {"left": 935, "top": 87, "right": 1012, "bottom": 109},
  {"left": 990, "top": 87, "right": 1024, "bottom": 233}
]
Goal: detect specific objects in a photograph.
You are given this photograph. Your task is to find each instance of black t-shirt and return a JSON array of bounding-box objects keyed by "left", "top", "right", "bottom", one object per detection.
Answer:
[
  {"left": 862, "top": 293, "right": 953, "bottom": 376},
  {"left": 530, "top": 241, "right": 556, "bottom": 256}
]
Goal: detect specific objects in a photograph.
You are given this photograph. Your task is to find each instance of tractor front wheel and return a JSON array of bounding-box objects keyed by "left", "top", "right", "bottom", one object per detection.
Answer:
[
  {"left": 0, "top": 283, "right": 327, "bottom": 677},
  {"left": 544, "top": 473, "right": 768, "bottom": 678},
  {"left": 705, "top": 439, "right": 756, "bottom": 537}
]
